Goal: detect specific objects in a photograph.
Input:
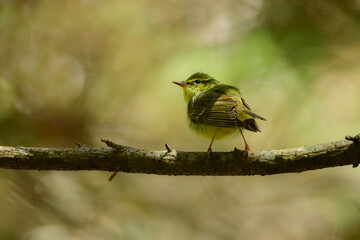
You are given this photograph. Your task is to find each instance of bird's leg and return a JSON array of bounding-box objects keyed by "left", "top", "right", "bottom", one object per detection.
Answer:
[
  {"left": 239, "top": 128, "right": 251, "bottom": 150},
  {"left": 207, "top": 134, "right": 216, "bottom": 158},
  {"left": 239, "top": 129, "right": 252, "bottom": 159}
]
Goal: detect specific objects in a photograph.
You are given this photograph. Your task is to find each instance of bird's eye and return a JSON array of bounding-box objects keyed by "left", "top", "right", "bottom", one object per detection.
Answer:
[{"left": 195, "top": 80, "right": 201, "bottom": 84}]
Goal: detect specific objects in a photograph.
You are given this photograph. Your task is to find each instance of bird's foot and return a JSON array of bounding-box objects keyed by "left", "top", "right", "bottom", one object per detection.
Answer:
[
  {"left": 242, "top": 144, "right": 253, "bottom": 160},
  {"left": 245, "top": 144, "right": 253, "bottom": 151}
]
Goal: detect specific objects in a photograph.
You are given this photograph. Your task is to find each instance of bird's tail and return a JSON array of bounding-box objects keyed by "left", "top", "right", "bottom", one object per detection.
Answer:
[
  {"left": 243, "top": 110, "right": 266, "bottom": 121},
  {"left": 244, "top": 119, "right": 261, "bottom": 132}
]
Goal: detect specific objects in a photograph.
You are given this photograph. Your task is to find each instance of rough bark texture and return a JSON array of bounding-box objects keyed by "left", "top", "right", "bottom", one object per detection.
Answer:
[{"left": 0, "top": 135, "right": 359, "bottom": 176}]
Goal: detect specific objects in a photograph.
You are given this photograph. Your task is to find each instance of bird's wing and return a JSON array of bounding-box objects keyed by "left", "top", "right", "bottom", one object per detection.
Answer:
[
  {"left": 188, "top": 87, "right": 266, "bottom": 129},
  {"left": 241, "top": 97, "right": 252, "bottom": 111},
  {"left": 240, "top": 97, "right": 266, "bottom": 121},
  {"left": 188, "top": 92, "right": 242, "bottom": 128}
]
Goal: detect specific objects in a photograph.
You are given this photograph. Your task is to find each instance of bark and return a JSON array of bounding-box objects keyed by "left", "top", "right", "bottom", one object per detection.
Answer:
[{"left": 0, "top": 135, "right": 359, "bottom": 176}]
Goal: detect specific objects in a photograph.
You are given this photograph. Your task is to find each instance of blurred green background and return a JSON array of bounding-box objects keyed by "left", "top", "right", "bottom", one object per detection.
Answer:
[{"left": 1, "top": 0, "right": 360, "bottom": 239}]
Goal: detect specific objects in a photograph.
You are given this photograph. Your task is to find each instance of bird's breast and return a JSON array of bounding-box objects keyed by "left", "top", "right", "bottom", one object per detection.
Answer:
[{"left": 187, "top": 118, "right": 237, "bottom": 141}]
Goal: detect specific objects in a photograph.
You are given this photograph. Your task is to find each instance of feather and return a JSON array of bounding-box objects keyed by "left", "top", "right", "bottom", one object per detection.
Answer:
[
  {"left": 242, "top": 110, "right": 266, "bottom": 121},
  {"left": 188, "top": 84, "right": 265, "bottom": 133}
]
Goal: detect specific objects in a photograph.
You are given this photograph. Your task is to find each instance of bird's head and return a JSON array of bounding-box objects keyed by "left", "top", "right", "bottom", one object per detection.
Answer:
[{"left": 172, "top": 72, "right": 220, "bottom": 103}]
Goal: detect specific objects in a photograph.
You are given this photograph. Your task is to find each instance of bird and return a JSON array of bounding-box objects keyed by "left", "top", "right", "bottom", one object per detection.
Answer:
[{"left": 172, "top": 72, "right": 266, "bottom": 157}]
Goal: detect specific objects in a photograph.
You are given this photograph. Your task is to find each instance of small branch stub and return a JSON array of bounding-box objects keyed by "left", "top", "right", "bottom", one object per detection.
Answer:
[
  {"left": 346, "top": 134, "right": 360, "bottom": 144},
  {"left": 101, "top": 139, "right": 128, "bottom": 181},
  {"left": 101, "top": 139, "right": 127, "bottom": 152},
  {"left": 345, "top": 134, "right": 360, "bottom": 168},
  {"left": 165, "top": 144, "right": 172, "bottom": 152}
]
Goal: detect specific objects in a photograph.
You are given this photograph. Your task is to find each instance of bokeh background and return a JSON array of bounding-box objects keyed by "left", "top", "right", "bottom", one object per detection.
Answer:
[{"left": 1, "top": 0, "right": 360, "bottom": 239}]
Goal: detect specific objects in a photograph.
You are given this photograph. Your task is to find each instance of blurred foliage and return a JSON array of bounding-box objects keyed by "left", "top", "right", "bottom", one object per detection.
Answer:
[{"left": 1, "top": 0, "right": 360, "bottom": 239}]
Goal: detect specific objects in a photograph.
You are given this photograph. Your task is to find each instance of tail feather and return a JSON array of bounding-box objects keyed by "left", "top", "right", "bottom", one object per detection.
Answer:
[
  {"left": 244, "top": 119, "right": 261, "bottom": 132},
  {"left": 243, "top": 110, "right": 266, "bottom": 121}
]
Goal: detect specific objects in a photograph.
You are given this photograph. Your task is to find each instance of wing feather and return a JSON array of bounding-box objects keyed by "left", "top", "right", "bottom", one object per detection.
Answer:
[{"left": 188, "top": 85, "right": 265, "bottom": 131}]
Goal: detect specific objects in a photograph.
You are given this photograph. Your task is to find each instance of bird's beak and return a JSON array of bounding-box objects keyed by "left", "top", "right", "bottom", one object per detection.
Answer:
[{"left": 172, "top": 81, "right": 186, "bottom": 87}]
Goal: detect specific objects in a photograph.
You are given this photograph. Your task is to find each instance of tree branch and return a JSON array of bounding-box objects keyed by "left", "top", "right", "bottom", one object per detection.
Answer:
[{"left": 0, "top": 134, "right": 359, "bottom": 176}]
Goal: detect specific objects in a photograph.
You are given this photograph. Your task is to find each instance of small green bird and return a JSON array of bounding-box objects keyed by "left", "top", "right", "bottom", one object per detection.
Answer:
[{"left": 173, "top": 72, "right": 266, "bottom": 156}]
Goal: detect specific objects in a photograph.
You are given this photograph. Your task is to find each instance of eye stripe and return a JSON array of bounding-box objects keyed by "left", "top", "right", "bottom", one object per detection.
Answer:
[{"left": 185, "top": 78, "right": 212, "bottom": 85}]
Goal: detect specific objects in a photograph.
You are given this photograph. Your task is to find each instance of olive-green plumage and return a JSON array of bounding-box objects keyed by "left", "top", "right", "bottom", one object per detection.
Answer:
[{"left": 173, "top": 72, "right": 265, "bottom": 155}]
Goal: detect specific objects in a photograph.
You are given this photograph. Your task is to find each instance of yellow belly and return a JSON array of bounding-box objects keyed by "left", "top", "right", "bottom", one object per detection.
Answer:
[{"left": 188, "top": 120, "right": 238, "bottom": 141}]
